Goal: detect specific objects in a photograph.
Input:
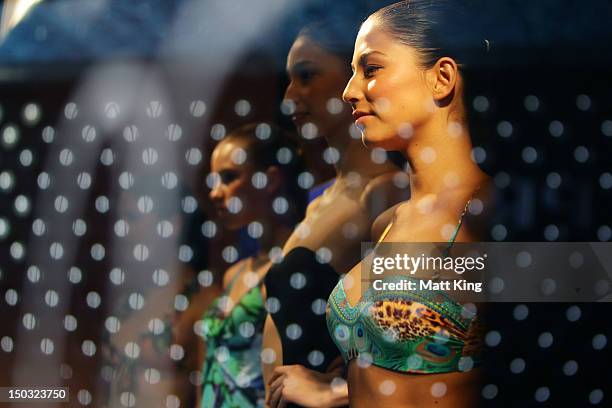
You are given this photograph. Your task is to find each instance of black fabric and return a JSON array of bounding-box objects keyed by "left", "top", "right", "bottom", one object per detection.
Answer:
[{"left": 264, "top": 246, "right": 341, "bottom": 371}]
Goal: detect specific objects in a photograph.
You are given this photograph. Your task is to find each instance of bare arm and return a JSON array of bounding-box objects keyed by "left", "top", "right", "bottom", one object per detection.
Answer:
[
  {"left": 267, "top": 364, "right": 349, "bottom": 408},
  {"left": 263, "top": 313, "right": 283, "bottom": 406}
]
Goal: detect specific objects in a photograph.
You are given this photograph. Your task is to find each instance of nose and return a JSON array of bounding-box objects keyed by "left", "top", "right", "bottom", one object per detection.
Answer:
[
  {"left": 208, "top": 179, "right": 223, "bottom": 203},
  {"left": 342, "top": 74, "right": 361, "bottom": 107},
  {"left": 283, "top": 79, "right": 298, "bottom": 105}
]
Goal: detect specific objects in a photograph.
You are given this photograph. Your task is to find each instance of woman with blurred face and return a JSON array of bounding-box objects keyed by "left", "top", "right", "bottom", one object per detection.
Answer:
[
  {"left": 201, "top": 124, "right": 304, "bottom": 408},
  {"left": 104, "top": 181, "right": 219, "bottom": 408},
  {"left": 263, "top": 18, "right": 408, "bottom": 408},
  {"left": 324, "top": 2, "right": 492, "bottom": 407}
]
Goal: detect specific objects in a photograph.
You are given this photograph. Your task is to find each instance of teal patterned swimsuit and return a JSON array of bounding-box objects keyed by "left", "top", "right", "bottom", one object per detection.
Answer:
[
  {"left": 201, "top": 265, "right": 266, "bottom": 407},
  {"left": 326, "top": 275, "right": 483, "bottom": 373},
  {"left": 326, "top": 197, "right": 484, "bottom": 374}
]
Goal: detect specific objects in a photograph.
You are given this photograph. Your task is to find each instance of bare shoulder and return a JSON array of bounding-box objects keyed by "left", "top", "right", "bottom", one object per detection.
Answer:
[
  {"left": 304, "top": 194, "right": 323, "bottom": 215},
  {"left": 387, "top": 189, "right": 478, "bottom": 242},
  {"left": 222, "top": 258, "right": 248, "bottom": 288},
  {"left": 459, "top": 180, "right": 495, "bottom": 241},
  {"left": 371, "top": 202, "right": 403, "bottom": 241}
]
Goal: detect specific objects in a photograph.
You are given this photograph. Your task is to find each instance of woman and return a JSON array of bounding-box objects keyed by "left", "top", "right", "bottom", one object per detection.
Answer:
[
  {"left": 263, "top": 19, "right": 408, "bottom": 408},
  {"left": 325, "top": 2, "right": 492, "bottom": 407},
  {"left": 104, "top": 180, "right": 220, "bottom": 408},
  {"left": 200, "top": 123, "right": 305, "bottom": 407}
]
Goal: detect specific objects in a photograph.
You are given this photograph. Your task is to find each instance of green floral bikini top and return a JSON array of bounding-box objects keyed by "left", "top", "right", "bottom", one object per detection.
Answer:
[
  {"left": 326, "top": 198, "right": 485, "bottom": 374},
  {"left": 201, "top": 261, "right": 266, "bottom": 408}
]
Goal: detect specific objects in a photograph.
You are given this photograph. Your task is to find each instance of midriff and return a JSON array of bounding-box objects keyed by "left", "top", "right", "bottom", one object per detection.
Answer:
[{"left": 347, "top": 362, "right": 482, "bottom": 408}]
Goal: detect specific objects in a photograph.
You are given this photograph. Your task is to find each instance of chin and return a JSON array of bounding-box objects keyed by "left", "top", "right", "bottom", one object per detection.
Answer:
[{"left": 361, "top": 128, "right": 403, "bottom": 151}]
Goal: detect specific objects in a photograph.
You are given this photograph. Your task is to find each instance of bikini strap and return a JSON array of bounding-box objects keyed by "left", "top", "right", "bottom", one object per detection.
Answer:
[
  {"left": 377, "top": 221, "right": 394, "bottom": 244},
  {"left": 377, "top": 187, "right": 480, "bottom": 245},
  {"left": 224, "top": 259, "right": 251, "bottom": 292},
  {"left": 227, "top": 253, "right": 271, "bottom": 293},
  {"left": 448, "top": 198, "right": 472, "bottom": 246},
  {"left": 448, "top": 186, "right": 481, "bottom": 248}
]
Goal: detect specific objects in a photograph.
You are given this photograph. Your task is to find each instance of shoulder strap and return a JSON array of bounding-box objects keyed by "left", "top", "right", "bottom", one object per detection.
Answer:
[
  {"left": 225, "top": 259, "right": 250, "bottom": 292},
  {"left": 377, "top": 187, "right": 480, "bottom": 248},
  {"left": 448, "top": 198, "right": 472, "bottom": 246},
  {"left": 448, "top": 186, "right": 481, "bottom": 248},
  {"left": 377, "top": 221, "right": 394, "bottom": 243}
]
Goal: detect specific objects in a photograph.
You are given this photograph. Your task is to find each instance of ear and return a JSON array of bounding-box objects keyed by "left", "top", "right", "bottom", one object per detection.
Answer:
[
  {"left": 428, "top": 57, "right": 458, "bottom": 102},
  {"left": 265, "top": 166, "right": 282, "bottom": 195}
]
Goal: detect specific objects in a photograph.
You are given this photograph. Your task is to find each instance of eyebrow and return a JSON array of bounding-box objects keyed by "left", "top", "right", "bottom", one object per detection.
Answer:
[
  {"left": 287, "top": 60, "right": 316, "bottom": 74},
  {"left": 351, "top": 50, "right": 387, "bottom": 70}
]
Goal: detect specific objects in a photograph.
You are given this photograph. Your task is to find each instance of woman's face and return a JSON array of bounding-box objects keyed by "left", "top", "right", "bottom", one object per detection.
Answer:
[
  {"left": 284, "top": 35, "right": 350, "bottom": 139},
  {"left": 343, "top": 18, "right": 435, "bottom": 150},
  {"left": 208, "top": 138, "right": 267, "bottom": 230}
]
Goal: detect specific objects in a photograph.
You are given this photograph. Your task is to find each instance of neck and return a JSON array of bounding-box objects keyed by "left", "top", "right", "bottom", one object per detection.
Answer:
[
  {"left": 300, "top": 139, "right": 336, "bottom": 186},
  {"left": 258, "top": 216, "right": 293, "bottom": 255},
  {"left": 405, "top": 116, "right": 487, "bottom": 197}
]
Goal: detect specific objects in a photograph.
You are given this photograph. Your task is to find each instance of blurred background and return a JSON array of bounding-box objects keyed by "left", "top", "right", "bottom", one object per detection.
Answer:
[{"left": 0, "top": 0, "right": 611, "bottom": 407}]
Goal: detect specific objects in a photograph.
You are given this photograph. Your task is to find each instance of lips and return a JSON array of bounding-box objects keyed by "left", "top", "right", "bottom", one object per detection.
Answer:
[
  {"left": 291, "top": 112, "right": 309, "bottom": 123},
  {"left": 352, "top": 110, "right": 373, "bottom": 122}
]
